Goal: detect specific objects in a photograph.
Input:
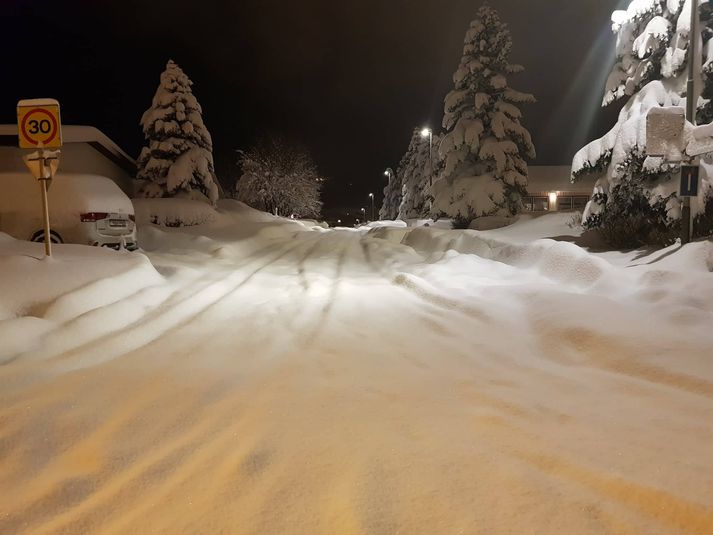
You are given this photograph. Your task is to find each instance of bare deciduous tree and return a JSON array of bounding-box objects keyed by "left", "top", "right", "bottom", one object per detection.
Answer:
[{"left": 234, "top": 139, "right": 324, "bottom": 218}]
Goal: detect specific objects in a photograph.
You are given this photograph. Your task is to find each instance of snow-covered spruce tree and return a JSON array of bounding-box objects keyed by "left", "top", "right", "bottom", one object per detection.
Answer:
[
  {"left": 573, "top": 0, "right": 713, "bottom": 247},
  {"left": 379, "top": 167, "right": 402, "bottom": 220},
  {"left": 432, "top": 5, "right": 535, "bottom": 225},
  {"left": 137, "top": 60, "right": 220, "bottom": 204},
  {"left": 234, "top": 138, "right": 324, "bottom": 218},
  {"left": 397, "top": 128, "right": 442, "bottom": 220}
]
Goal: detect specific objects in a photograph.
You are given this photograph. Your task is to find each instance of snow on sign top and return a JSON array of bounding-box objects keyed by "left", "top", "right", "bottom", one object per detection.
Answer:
[
  {"left": 646, "top": 106, "right": 685, "bottom": 161},
  {"left": 17, "top": 98, "right": 60, "bottom": 107},
  {"left": 16, "top": 98, "right": 62, "bottom": 150}
]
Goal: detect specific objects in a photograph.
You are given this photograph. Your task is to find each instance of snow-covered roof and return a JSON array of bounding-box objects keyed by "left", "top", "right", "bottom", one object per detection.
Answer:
[
  {"left": 16, "top": 98, "right": 60, "bottom": 107},
  {"left": 0, "top": 124, "right": 135, "bottom": 173}
]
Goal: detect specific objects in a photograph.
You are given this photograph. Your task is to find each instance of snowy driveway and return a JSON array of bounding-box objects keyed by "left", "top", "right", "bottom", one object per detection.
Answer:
[{"left": 1, "top": 206, "right": 712, "bottom": 534}]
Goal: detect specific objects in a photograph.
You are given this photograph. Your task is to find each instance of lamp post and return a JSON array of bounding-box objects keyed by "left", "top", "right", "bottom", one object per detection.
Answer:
[
  {"left": 421, "top": 127, "right": 434, "bottom": 214},
  {"left": 360, "top": 207, "right": 366, "bottom": 224},
  {"left": 683, "top": 0, "right": 701, "bottom": 244},
  {"left": 369, "top": 193, "right": 375, "bottom": 221},
  {"left": 421, "top": 127, "right": 433, "bottom": 187}
]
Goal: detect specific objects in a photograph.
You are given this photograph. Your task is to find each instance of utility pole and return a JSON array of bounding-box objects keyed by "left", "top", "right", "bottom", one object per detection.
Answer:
[
  {"left": 421, "top": 128, "right": 433, "bottom": 187},
  {"left": 684, "top": 0, "right": 700, "bottom": 244},
  {"left": 421, "top": 128, "right": 433, "bottom": 215}
]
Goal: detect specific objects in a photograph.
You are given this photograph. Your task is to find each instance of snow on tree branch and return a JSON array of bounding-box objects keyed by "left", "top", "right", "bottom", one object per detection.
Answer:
[
  {"left": 136, "top": 60, "right": 220, "bottom": 204},
  {"left": 433, "top": 5, "right": 535, "bottom": 222}
]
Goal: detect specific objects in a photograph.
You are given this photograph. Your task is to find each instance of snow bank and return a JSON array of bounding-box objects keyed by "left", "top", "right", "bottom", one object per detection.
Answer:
[
  {"left": 468, "top": 215, "right": 513, "bottom": 230},
  {"left": 137, "top": 199, "right": 311, "bottom": 259},
  {"left": 404, "top": 218, "right": 453, "bottom": 229},
  {"left": 294, "top": 218, "right": 329, "bottom": 229},
  {"left": 370, "top": 212, "right": 713, "bottom": 293},
  {"left": 362, "top": 220, "right": 408, "bottom": 229},
  {"left": 397, "top": 227, "right": 613, "bottom": 288},
  {"left": 0, "top": 233, "right": 162, "bottom": 362}
]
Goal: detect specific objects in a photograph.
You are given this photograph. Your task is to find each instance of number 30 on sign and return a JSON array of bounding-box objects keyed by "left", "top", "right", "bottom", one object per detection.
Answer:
[{"left": 16, "top": 99, "right": 62, "bottom": 149}]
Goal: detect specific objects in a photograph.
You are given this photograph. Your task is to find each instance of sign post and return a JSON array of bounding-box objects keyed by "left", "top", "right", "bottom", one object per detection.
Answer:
[{"left": 16, "top": 99, "right": 62, "bottom": 257}]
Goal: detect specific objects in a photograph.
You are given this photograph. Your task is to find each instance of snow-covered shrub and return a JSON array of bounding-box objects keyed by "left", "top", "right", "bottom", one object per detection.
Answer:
[
  {"left": 586, "top": 180, "right": 679, "bottom": 248},
  {"left": 566, "top": 211, "right": 584, "bottom": 230},
  {"left": 234, "top": 138, "right": 324, "bottom": 218},
  {"left": 133, "top": 197, "right": 218, "bottom": 228},
  {"left": 432, "top": 5, "right": 535, "bottom": 226},
  {"left": 136, "top": 60, "right": 220, "bottom": 204},
  {"left": 573, "top": 1, "right": 713, "bottom": 246},
  {"left": 694, "top": 189, "right": 713, "bottom": 235},
  {"left": 451, "top": 212, "right": 475, "bottom": 230}
]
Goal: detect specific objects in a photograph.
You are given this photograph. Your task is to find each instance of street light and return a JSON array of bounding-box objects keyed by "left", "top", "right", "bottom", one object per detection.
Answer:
[
  {"left": 682, "top": 0, "right": 702, "bottom": 244},
  {"left": 384, "top": 168, "right": 394, "bottom": 180},
  {"left": 369, "top": 192, "right": 375, "bottom": 221},
  {"left": 360, "top": 207, "right": 366, "bottom": 224},
  {"left": 421, "top": 127, "right": 434, "bottom": 215}
]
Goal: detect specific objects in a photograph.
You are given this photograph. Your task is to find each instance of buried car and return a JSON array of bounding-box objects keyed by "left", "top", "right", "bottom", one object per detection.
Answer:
[{"left": 0, "top": 173, "right": 137, "bottom": 250}]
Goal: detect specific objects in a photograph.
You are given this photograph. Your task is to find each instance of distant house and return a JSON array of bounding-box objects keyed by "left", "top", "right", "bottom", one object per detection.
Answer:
[
  {"left": 0, "top": 125, "right": 135, "bottom": 195},
  {"left": 525, "top": 166, "right": 596, "bottom": 212}
]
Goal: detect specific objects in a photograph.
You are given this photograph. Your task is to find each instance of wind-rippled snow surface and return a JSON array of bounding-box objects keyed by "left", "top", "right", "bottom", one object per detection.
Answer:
[{"left": 1, "top": 203, "right": 712, "bottom": 534}]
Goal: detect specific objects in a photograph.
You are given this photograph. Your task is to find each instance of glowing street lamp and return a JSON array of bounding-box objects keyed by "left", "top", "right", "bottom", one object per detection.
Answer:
[
  {"left": 368, "top": 192, "right": 375, "bottom": 221},
  {"left": 360, "top": 207, "right": 366, "bottom": 223}
]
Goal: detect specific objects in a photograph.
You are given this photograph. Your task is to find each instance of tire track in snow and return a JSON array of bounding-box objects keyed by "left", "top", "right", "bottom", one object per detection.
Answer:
[
  {"left": 23, "top": 236, "right": 313, "bottom": 373},
  {"left": 4, "top": 376, "right": 259, "bottom": 534},
  {"left": 537, "top": 325, "right": 713, "bottom": 399}
]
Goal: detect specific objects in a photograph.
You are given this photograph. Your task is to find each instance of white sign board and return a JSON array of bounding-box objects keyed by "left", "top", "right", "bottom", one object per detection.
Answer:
[
  {"left": 687, "top": 120, "right": 713, "bottom": 156},
  {"left": 646, "top": 106, "right": 685, "bottom": 161}
]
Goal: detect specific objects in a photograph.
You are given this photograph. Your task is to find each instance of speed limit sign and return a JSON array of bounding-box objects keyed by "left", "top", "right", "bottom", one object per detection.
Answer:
[
  {"left": 16, "top": 98, "right": 63, "bottom": 257},
  {"left": 16, "top": 98, "right": 62, "bottom": 149}
]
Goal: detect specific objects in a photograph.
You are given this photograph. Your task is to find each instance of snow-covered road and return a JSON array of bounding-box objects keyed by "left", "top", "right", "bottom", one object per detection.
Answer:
[{"left": 1, "top": 204, "right": 712, "bottom": 534}]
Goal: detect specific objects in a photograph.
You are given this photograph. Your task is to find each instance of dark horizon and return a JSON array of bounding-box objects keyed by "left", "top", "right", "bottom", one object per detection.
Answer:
[{"left": 2, "top": 0, "right": 623, "bottom": 210}]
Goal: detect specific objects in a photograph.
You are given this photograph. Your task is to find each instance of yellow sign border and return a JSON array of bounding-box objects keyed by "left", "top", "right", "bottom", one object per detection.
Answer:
[{"left": 16, "top": 103, "right": 63, "bottom": 149}]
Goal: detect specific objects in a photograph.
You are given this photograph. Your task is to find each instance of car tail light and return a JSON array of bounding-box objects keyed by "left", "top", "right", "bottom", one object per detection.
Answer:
[
  {"left": 129, "top": 214, "right": 135, "bottom": 222},
  {"left": 80, "top": 212, "right": 109, "bottom": 222}
]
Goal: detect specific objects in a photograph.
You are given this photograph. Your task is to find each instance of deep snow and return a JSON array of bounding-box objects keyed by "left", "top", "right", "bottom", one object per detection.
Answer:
[{"left": 0, "top": 202, "right": 712, "bottom": 534}]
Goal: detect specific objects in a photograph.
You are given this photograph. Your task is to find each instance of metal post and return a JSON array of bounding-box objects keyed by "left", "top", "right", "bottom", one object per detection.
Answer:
[
  {"left": 428, "top": 131, "right": 433, "bottom": 187},
  {"left": 684, "top": 0, "right": 699, "bottom": 244},
  {"left": 39, "top": 150, "right": 52, "bottom": 257}
]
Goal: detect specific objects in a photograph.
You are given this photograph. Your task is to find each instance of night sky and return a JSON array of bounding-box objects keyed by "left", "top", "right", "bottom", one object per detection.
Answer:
[{"left": 2, "top": 0, "right": 624, "bottom": 210}]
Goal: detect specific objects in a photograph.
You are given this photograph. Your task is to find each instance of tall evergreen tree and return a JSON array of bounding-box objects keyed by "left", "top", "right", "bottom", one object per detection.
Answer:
[
  {"left": 573, "top": 0, "right": 713, "bottom": 246},
  {"left": 398, "top": 128, "right": 440, "bottom": 219},
  {"left": 433, "top": 5, "right": 535, "bottom": 222},
  {"left": 137, "top": 60, "right": 220, "bottom": 203},
  {"left": 379, "top": 167, "right": 402, "bottom": 220}
]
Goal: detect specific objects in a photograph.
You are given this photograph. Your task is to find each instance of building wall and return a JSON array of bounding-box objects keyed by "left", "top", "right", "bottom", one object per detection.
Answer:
[{"left": 525, "top": 165, "right": 596, "bottom": 212}]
